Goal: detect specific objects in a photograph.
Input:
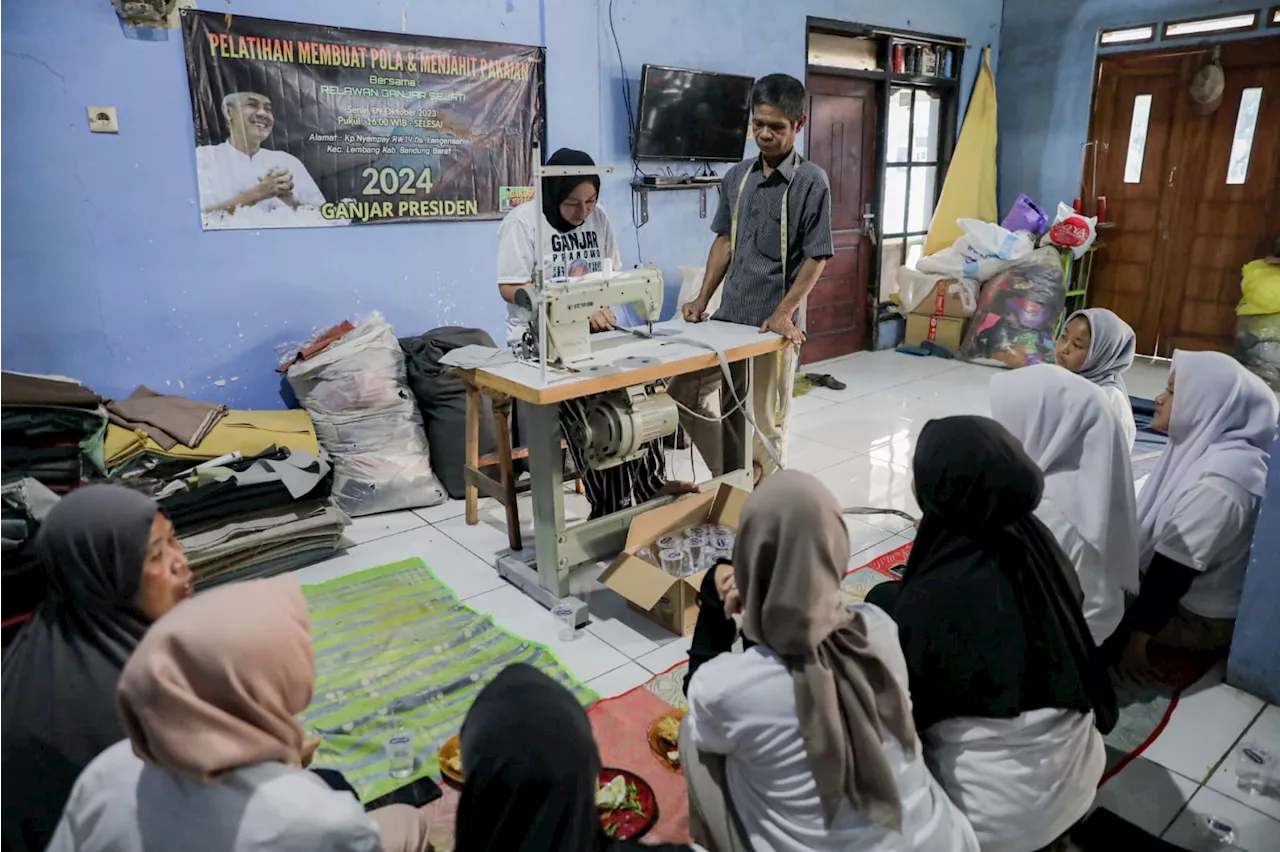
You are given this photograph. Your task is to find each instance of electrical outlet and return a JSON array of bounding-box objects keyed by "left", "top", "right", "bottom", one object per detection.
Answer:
[{"left": 88, "top": 106, "right": 119, "bottom": 133}]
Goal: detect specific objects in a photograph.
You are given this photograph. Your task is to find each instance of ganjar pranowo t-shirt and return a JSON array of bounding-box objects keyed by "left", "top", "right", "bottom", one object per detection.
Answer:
[{"left": 495, "top": 200, "right": 621, "bottom": 344}]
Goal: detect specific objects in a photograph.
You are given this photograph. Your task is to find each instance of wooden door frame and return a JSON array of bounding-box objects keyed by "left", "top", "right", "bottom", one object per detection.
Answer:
[
  {"left": 803, "top": 71, "right": 881, "bottom": 357},
  {"left": 803, "top": 18, "right": 963, "bottom": 354},
  {"left": 1085, "top": 34, "right": 1280, "bottom": 355}
]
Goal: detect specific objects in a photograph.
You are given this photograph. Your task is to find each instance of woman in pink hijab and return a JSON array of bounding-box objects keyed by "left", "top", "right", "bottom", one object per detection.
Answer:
[{"left": 46, "top": 576, "right": 433, "bottom": 852}]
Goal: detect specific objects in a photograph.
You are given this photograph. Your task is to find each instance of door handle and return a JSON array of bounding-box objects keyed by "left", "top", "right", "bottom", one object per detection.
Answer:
[{"left": 863, "top": 202, "right": 877, "bottom": 247}]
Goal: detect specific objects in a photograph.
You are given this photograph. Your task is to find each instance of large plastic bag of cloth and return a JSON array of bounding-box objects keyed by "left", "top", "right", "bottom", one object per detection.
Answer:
[
  {"left": 400, "top": 327, "right": 499, "bottom": 500},
  {"left": 287, "top": 312, "right": 445, "bottom": 516},
  {"left": 894, "top": 267, "right": 979, "bottom": 317},
  {"left": 917, "top": 218, "right": 1036, "bottom": 283},
  {"left": 960, "top": 247, "right": 1067, "bottom": 368}
]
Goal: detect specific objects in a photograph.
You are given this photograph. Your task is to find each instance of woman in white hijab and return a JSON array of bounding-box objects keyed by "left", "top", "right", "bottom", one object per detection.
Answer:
[
  {"left": 1112, "top": 350, "right": 1278, "bottom": 682},
  {"left": 1054, "top": 309, "right": 1137, "bottom": 449},
  {"left": 991, "top": 365, "right": 1140, "bottom": 645}
]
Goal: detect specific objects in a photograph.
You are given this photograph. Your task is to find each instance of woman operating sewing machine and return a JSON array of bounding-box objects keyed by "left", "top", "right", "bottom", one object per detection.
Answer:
[{"left": 495, "top": 148, "right": 697, "bottom": 517}]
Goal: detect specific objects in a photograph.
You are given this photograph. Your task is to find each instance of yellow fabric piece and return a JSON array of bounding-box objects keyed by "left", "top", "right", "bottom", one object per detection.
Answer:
[
  {"left": 1237, "top": 260, "right": 1280, "bottom": 316},
  {"left": 111, "top": 409, "right": 319, "bottom": 464},
  {"left": 105, "top": 425, "right": 149, "bottom": 466},
  {"left": 923, "top": 47, "right": 999, "bottom": 256}
]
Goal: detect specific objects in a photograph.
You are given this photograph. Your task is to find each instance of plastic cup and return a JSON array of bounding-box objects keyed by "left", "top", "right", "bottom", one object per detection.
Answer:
[
  {"left": 710, "top": 525, "right": 733, "bottom": 539},
  {"left": 711, "top": 534, "right": 734, "bottom": 553},
  {"left": 660, "top": 549, "right": 684, "bottom": 576},
  {"left": 552, "top": 602, "right": 580, "bottom": 642},
  {"left": 684, "top": 525, "right": 709, "bottom": 540},
  {"left": 385, "top": 727, "right": 415, "bottom": 778},
  {"left": 684, "top": 537, "right": 708, "bottom": 572},
  {"left": 635, "top": 546, "right": 657, "bottom": 566},
  {"left": 1190, "top": 813, "right": 1237, "bottom": 849},
  {"left": 1236, "top": 743, "right": 1274, "bottom": 795},
  {"left": 656, "top": 534, "right": 683, "bottom": 551}
]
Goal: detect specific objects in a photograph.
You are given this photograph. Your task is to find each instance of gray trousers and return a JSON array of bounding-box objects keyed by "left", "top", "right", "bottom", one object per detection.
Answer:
[{"left": 679, "top": 718, "right": 751, "bottom": 852}]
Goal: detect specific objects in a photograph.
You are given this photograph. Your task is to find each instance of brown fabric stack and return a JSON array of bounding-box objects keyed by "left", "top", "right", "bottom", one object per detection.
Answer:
[{"left": 106, "top": 388, "right": 228, "bottom": 450}]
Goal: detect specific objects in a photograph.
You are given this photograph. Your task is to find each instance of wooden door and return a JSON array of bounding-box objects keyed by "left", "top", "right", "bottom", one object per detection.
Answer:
[
  {"left": 1158, "top": 39, "right": 1280, "bottom": 354},
  {"left": 803, "top": 75, "right": 878, "bottom": 363},
  {"left": 1086, "top": 52, "right": 1184, "bottom": 354},
  {"left": 1088, "top": 36, "right": 1280, "bottom": 355}
]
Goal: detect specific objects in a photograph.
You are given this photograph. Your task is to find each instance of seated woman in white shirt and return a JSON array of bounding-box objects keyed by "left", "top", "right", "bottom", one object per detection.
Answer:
[
  {"left": 866, "top": 416, "right": 1116, "bottom": 852},
  {"left": 1054, "top": 308, "right": 1137, "bottom": 450},
  {"left": 48, "top": 576, "right": 431, "bottom": 852},
  {"left": 495, "top": 147, "right": 694, "bottom": 517},
  {"left": 1111, "top": 350, "right": 1278, "bottom": 682},
  {"left": 682, "top": 470, "right": 979, "bottom": 852},
  {"left": 991, "top": 365, "right": 1140, "bottom": 646}
]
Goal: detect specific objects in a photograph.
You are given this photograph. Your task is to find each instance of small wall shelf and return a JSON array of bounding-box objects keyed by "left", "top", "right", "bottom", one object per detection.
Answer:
[{"left": 631, "top": 179, "right": 721, "bottom": 226}]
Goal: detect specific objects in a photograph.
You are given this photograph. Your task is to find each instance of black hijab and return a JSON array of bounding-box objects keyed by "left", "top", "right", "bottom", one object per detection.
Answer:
[
  {"left": 1, "top": 485, "right": 160, "bottom": 852},
  {"left": 543, "top": 148, "right": 599, "bottom": 234},
  {"left": 456, "top": 664, "right": 689, "bottom": 852},
  {"left": 891, "top": 416, "right": 1116, "bottom": 734}
]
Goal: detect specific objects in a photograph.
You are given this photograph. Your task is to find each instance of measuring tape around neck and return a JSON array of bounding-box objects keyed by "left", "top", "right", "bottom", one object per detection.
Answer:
[{"left": 729, "top": 152, "right": 804, "bottom": 286}]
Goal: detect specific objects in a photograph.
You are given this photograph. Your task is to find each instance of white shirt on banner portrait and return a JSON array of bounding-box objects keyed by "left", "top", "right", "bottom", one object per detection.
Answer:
[
  {"left": 196, "top": 142, "right": 326, "bottom": 216},
  {"left": 495, "top": 199, "right": 622, "bottom": 345}
]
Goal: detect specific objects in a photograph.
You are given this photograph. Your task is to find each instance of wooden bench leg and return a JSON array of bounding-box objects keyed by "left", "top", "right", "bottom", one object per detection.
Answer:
[
  {"left": 465, "top": 383, "right": 480, "bottom": 526},
  {"left": 492, "top": 398, "right": 522, "bottom": 551}
]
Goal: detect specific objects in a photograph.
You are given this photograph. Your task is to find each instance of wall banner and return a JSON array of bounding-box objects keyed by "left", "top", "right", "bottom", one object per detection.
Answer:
[{"left": 181, "top": 10, "right": 545, "bottom": 230}]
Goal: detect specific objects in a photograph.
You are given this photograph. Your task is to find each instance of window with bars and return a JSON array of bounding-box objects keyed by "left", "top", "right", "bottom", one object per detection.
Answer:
[{"left": 879, "top": 86, "right": 945, "bottom": 300}]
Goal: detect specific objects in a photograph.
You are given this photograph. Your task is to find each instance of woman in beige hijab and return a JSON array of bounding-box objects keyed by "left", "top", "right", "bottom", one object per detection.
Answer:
[
  {"left": 680, "top": 471, "right": 977, "bottom": 852},
  {"left": 46, "top": 575, "right": 432, "bottom": 852}
]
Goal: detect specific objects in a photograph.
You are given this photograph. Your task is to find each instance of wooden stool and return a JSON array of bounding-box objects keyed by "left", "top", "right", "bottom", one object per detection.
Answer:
[{"left": 462, "top": 381, "right": 583, "bottom": 552}]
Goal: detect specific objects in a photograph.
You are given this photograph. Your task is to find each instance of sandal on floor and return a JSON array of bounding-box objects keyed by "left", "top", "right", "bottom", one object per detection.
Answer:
[{"left": 804, "top": 373, "right": 848, "bottom": 391}]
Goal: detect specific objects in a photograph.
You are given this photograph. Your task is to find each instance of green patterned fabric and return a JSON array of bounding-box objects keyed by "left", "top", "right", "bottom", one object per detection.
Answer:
[{"left": 299, "top": 559, "right": 598, "bottom": 802}]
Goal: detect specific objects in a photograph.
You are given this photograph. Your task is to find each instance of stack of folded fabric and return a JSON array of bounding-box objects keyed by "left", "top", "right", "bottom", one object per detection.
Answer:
[
  {"left": 106, "top": 386, "right": 227, "bottom": 451},
  {"left": 1, "top": 373, "right": 108, "bottom": 490},
  {"left": 157, "top": 447, "right": 349, "bottom": 588},
  {"left": 106, "top": 409, "right": 322, "bottom": 479}
]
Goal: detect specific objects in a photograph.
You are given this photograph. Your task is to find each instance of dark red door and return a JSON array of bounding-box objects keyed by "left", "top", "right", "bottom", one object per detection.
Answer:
[{"left": 803, "top": 75, "right": 879, "bottom": 363}]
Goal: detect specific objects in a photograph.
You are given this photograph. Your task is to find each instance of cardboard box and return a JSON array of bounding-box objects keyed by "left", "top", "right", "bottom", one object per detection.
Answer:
[
  {"left": 905, "top": 313, "right": 967, "bottom": 351},
  {"left": 910, "top": 279, "right": 968, "bottom": 319},
  {"left": 597, "top": 483, "right": 749, "bottom": 636}
]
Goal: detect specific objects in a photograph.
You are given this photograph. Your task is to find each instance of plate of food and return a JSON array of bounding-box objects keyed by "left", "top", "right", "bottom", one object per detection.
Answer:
[
  {"left": 647, "top": 708, "right": 685, "bottom": 774},
  {"left": 596, "top": 767, "right": 658, "bottom": 840},
  {"left": 438, "top": 734, "right": 463, "bottom": 786}
]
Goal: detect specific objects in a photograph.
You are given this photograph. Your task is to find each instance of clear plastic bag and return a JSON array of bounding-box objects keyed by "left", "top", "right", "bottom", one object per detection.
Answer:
[
  {"left": 916, "top": 218, "right": 1036, "bottom": 283},
  {"left": 287, "top": 312, "right": 445, "bottom": 516},
  {"left": 1234, "top": 313, "right": 1280, "bottom": 389},
  {"left": 960, "top": 247, "right": 1067, "bottom": 368}
]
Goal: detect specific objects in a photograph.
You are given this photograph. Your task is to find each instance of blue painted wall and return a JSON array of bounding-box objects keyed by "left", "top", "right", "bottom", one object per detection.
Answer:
[
  {"left": 2, "top": 0, "right": 1000, "bottom": 408},
  {"left": 995, "top": 0, "right": 1271, "bottom": 215},
  {"left": 1229, "top": 449, "right": 1280, "bottom": 702}
]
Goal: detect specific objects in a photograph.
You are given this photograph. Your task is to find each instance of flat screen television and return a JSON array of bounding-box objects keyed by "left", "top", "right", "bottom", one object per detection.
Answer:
[{"left": 633, "top": 65, "right": 754, "bottom": 162}]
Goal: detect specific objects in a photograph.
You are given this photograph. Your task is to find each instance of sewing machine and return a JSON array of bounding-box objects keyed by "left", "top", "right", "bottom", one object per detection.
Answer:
[{"left": 515, "top": 266, "right": 665, "bottom": 365}]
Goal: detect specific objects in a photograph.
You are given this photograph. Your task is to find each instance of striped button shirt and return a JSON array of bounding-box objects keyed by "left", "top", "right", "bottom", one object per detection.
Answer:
[
  {"left": 560, "top": 398, "right": 666, "bottom": 519},
  {"left": 712, "top": 149, "right": 834, "bottom": 328}
]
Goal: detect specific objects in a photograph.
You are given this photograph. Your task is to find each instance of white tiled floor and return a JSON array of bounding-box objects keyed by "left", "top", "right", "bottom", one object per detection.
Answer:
[{"left": 294, "top": 349, "right": 1278, "bottom": 846}]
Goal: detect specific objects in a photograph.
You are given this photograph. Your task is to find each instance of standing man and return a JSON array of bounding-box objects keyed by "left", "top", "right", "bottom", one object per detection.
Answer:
[
  {"left": 196, "top": 91, "right": 326, "bottom": 221},
  {"left": 669, "top": 74, "right": 832, "bottom": 482}
]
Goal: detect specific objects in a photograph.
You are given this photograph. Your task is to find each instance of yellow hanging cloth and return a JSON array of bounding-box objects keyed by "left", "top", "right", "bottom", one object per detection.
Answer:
[{"left": 923, "top": 46, "right": 998, "bottom": 256}]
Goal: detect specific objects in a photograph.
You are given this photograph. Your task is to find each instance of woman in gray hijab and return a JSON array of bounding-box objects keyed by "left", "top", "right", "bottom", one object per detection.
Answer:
[
  {"left": 1054, "top": 308, "right": 1137, "bottom": 449},
  {"left": 680, "top": 471, "right": 977, "bottom": 852},
  {"left": 1, "top": 485, "right": 192, "bottom": 851}
]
